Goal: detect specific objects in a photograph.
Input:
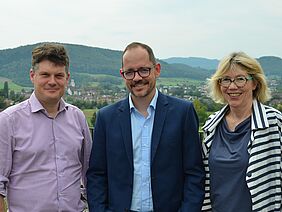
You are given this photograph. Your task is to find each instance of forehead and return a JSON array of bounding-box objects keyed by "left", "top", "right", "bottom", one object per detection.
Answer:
[
  {"left": 37, "top": 60, "right": 67, "bottom": 73},
  {"left": 222, "top": 65, "right": 248, "bottom": 77},
  {"left": 123, "top": 47, "right": 151, "bottom": 68}
]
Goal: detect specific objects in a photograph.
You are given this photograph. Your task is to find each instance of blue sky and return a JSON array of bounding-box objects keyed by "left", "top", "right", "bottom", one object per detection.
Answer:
[{"left": 1, "top": 0, "right": 282, "bottom": 59}]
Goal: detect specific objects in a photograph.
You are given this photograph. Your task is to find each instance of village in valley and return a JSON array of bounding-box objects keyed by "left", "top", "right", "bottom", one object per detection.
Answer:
[{"left": 1, "top": 75, "right": 281, "bottom": 128}]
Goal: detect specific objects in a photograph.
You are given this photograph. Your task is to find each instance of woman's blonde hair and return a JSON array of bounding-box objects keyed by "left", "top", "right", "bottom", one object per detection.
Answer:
[{"left": 209, "top": 52, "right": 271, "bottom": 104}]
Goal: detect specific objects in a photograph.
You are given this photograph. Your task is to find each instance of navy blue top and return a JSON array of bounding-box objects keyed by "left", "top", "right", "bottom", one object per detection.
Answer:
[{"left": 209, "top": 117, "right": 252, "bottom": 212}]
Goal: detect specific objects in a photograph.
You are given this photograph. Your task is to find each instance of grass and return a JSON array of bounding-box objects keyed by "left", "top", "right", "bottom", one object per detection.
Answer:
[
  {"left": 0, "top": 74, "right": 202, "bottom": 93},
  {"left": 75, "top": 73, "right": 203, "bottom": 88},
  {"left": 82, "top": 109, "right": 96, "bottom": 127},
  {"left": 157, "top": 77, "right": 202, "bottom": 86},
  {"left": 0, "top": 77, "right": 31, "bottom": 92}
]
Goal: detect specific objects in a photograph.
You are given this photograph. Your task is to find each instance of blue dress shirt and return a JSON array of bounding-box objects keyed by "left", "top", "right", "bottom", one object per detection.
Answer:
[{"left": 129, "top": 90, "right": 158, "bottom": 211}]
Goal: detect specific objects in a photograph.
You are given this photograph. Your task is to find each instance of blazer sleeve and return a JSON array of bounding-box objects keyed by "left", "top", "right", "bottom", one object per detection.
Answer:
[
  {"left": 180, "top": 103, "right": 205, "bottom": 212},
  {"left": 86, "top": 110, "right": 108, "bottom": 212}
]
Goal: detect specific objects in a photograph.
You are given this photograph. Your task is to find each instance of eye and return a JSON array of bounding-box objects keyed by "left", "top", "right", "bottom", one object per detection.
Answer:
[
  {"left": 40, "top": 73, "right": 49, "bottom": 77},
  {"left": 221, "top": 78, "right": 231, "bottom": 83},
  {"left": 124, "top": 71, "right": 134, "bottom": 77},
  {"left": 235, "top": 77, "right": 246, "bottom": 82},
  {"left": 56, "top": 74, "right": 65, "bottom": 78},
  {"left": 138, "top": 67, "right": 150, "bottom": 74}
]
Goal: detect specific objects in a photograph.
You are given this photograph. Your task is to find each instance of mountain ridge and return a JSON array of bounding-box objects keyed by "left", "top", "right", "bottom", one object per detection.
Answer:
[
  {"left": 162, "top": 56, "right": 282, "bottom": 75},
  {"left": 0, "top": 43, "right": 281, "bottom": 87}
]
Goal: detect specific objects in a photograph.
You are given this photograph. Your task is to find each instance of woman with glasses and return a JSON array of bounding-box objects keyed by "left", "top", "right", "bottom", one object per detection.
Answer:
[{"left": 201, "top": 52, "right": 282, "bottom": 212}]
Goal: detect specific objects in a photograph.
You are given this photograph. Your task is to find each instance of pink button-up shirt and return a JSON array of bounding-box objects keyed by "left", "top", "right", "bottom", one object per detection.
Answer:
[{"left": 0, "top": 93, "right": 92, "bottom": 212}]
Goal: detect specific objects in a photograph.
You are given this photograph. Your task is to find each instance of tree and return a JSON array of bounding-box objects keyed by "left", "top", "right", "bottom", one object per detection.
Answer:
[
  {"left": 3, "top": 81, "right": 9, "bottom": 98},
  {"left": 193, "top": 98, "right": 209, "bottom": 127},
  {"left": 90, "top": 110, "right": 97, "bottom": 127},
  {"left": 274, "top": 103, "right": 282, "bottom": 112},
  {"left": 9, "top": 90, "right": 15, "bottom": 100},
  {"left": 0, "top": 96, "right": 6, "bottom": 109}
]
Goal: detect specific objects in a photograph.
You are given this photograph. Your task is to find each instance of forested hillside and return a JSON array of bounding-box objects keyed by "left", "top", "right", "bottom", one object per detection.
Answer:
[
  {"left": 163, "top": 56, "right": 282, "bottom": 77},
  {"left": 0, "top": 43, "right": 281, "bottom": 87}
]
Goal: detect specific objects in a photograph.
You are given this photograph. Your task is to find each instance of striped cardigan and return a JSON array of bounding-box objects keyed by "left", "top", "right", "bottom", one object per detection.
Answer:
[{"left": 201, "top": 99, "right": 282, "bottom": 211}]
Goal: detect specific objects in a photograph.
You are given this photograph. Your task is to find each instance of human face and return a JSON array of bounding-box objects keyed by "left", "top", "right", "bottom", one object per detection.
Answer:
[
  {"left": 30, "top": 60, "right": 70, "bottom": 107},
  {"left": 220, "top": 68, "right": 257, "bottom": 110},
  {"left": 122, "top": 46, "right": 160, "bottom": 102}
]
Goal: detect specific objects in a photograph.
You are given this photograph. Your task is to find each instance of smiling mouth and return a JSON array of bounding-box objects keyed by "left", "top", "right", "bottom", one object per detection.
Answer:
[
  {"left": 132, "top": 81, "right": 148, "bottom": 88},
  {"left": 46, "top": 89, "right": 59, "bottom": 92},
  {"left": 133, "top": 84, "right": 146, "bottom": 87},
  {"left": 228, "top": 93, "right": 241, "bottom": 97}
]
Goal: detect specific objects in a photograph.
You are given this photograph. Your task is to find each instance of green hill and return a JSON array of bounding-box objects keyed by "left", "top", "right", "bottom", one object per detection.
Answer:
[
  {"left": 162, "top": 56, "right": 282, "bottom": 78},
  {"left": 258, "top": 56, "right": 282, "bottom": 76},
  {"left": 0, "top": 43, "right": 281, "bottom": 87}
]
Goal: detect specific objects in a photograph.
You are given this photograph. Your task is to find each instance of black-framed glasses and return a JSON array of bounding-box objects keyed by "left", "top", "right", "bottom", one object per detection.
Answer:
[
  {"left": 120, "top": 66, "right": 154, "bottom": 80},
  {"left": 218, "top": 75, "right": 253, "bottom": 88}
]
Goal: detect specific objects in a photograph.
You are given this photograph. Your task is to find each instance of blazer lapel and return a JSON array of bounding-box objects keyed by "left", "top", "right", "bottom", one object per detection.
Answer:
[
  {"left": 151, "top": 93, "right": 168, "bottom": 162},
  {"left": 118, "top": 97, "right": 133, "bottom": 168}
]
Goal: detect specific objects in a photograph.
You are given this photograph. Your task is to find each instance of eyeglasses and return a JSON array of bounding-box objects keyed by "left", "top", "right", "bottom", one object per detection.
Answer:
[
  {"left": 120, "top": 66, "right": 154, "bottom": 80},
  {"left": 218, "top": 76, "right": 253, "bottom": 88}
]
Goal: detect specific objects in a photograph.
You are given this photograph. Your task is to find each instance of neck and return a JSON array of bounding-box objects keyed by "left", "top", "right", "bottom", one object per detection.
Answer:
[
  {"left": 228, "top": 103, "right": 253, "bottom": 120},
  {"left": 225, "top": 103, "right": 252, "bottom": 131},
  {"left": 40, "top": 100, "right": 60, "bottom": 118},
  {"left": 131, "top": 90, "right": 156, "bottom": 117}
]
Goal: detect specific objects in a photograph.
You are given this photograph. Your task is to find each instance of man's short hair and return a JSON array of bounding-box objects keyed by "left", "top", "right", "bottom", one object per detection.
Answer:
[
  {"left": 122, "top": 42, "right": 157, "bottom": 67},
  {"left": 31, "top": 43, "right": 69, "bottom": 72}
]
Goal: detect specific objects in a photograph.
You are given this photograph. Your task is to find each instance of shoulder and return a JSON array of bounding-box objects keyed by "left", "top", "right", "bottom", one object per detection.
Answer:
[
  {"left": 207, "top": 110, "right": 221, "bottom": 121},
  {"left": 254, "top": 100, "right": 282, "bottom": 121},
  {"left": 264, "top": 105, "right": 282, "bottom": 124},
  {"left": 202, "top": 106, "right": 227, "bottom": 131},
  {"left": 159, "top": 93, "right": 193, "bottom": 108},
  {"left": 203, "top": 111, "right": 219, "bottom": 128},
  {"left": 98, "top": 97, "right": 128, "bottom": 114},
  {"left": 62, "top": 103, "right": 91, "bottom": 130},
  {"left": 0, "top": 99, "right": 29, "bottom": 118},
  {"left": 65, "top": 103, "right": 84, "bottom": 114},
  {"left": 264, "top": 104, "right": 282, "bottom": 116},
  {"left": 64, "top": 103, "right": 87, "bottom": 121}
]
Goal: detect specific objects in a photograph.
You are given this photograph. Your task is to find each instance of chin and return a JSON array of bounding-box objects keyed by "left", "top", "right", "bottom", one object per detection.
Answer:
[
  {"left": 228, "top": 101, "right": 242, "bottom": 108},
  {"left": 132, "top": 93, "right": 146, "bottom": 98}
]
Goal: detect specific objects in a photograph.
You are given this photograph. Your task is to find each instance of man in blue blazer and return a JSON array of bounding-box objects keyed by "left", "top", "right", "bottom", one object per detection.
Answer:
[{"left": 87, "top": 42, "right": 205, "bottom": 212}]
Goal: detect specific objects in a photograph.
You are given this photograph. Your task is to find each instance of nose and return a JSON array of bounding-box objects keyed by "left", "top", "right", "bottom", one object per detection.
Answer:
[
  {"left": 48, "top": 75, "right": 56, "bottom": 85},
  {"left": 132, "top": 71, "right": 142, "bottom": 81},
  {"left": 228, "top": 81, "right": 238, "bottom": 89}
]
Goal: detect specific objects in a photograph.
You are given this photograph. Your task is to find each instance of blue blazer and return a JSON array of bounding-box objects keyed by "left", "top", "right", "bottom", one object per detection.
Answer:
[{"left": 87, "top": 92, "right": 205, "bottom": 212}]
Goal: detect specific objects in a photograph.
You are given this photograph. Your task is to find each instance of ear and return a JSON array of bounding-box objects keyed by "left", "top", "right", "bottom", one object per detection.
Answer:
[
  {"left": 66, "top": 72, "right": 70, "bottom": 81},
  {"left": 30, "top": 69, "right": 35, "bottom": 84},
  {"left": 120, "top": 68, "right": 125, "bottom": 78},
  {"left": 154, "top": 63, "right": 161, "bottom": 78},
  {"left": 252, "top": 79, "right": 258, "bottom": 91}
]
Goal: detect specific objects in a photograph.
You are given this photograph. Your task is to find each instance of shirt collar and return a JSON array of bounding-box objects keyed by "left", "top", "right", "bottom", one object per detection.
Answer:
[
  {"left": 29, "top": 92, "right": 68, "bottom": 113},
  {"left": 202, "top": 99, "right": 269, "bottom": 132},
  {"left": 129, "top": 89, "right": 158, "bottom": 112}
]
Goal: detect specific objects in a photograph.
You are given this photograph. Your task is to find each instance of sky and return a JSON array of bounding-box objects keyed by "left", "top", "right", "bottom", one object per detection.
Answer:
[{"left": 1, "top": 0, "right": 282, "bottom": 59}]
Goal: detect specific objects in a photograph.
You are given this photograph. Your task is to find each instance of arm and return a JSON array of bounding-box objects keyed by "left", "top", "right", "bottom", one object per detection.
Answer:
[
  {"left": 80, "top": 115, "right": 93, "bottom": 200},
  {"left": 0, "top": 113, "right": 12, "bottom": 212},
  {"left": 180, "top": 104, "right": 205, "bottom": 212},
  {"left": 86, "top": 111, "right": 108, "bottom": 212}
]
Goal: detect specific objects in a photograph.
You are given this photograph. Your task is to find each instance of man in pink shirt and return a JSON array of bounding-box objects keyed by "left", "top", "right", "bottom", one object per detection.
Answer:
[{"left": 0, "top": 43, "right": 92, "bottom": 212}]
